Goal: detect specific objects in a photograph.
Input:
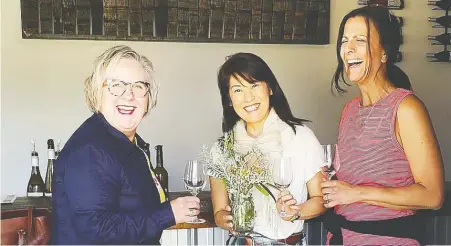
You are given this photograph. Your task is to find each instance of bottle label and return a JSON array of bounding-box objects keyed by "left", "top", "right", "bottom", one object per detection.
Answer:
[
  {"left": 44, "top": 192, "right": 52, "bottom": 197},
  {"left": 48, "top": 150, "right": 56, "bottom": 160},
  {"left": 31, "top": 156, "right": 39, "bottom": 167},
  {"left": 27, "top": 192, "right": 43, "bottom": 197}
]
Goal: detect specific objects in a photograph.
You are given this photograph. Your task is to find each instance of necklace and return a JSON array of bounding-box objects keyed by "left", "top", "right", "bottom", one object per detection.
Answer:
[
  {"left": 358, "top": 89, "right": 392, "bottom": 128},
  {"left": 358, "top": 103, "right": 376, "bottom": 134}
]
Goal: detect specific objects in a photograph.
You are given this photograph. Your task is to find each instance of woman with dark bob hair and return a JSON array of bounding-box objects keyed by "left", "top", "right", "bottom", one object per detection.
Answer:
[
  {"left": 321, "top": 5, "right": 444, "bottom": 245},
  {"left": 207, "top": 52, "right": 327, "bottom": 245}
]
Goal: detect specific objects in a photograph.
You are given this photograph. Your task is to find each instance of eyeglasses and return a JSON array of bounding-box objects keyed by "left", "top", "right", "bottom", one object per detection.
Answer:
[{"left": 103, "top": 79, "right": 150, "bottom": 98}]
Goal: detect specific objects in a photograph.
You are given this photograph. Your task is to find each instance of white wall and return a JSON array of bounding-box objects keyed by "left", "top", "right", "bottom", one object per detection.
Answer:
[{"left": 1, "top": 0, "right": 450, "bottom": 197}]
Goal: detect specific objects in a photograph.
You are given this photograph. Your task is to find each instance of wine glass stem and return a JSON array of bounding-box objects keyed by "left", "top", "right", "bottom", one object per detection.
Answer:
[{"left": 280, "top": 188, "right": 287, "bottom": 217}]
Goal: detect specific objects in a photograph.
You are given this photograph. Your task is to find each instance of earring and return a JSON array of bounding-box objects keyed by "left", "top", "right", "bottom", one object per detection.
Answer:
[{"left": 381, "top": 53, "right": 387, "bottom": 63}]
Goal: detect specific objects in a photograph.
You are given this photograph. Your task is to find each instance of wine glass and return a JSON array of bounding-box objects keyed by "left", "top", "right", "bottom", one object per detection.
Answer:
[
  {"left": 272, "top": 157, "right": 293, "bottom": 217},
  {"left": 321, "top": 144, "right": 339, "bottom": 180},
  {"left": 183, "top": 160, "right": 206, "bottom": 224}
]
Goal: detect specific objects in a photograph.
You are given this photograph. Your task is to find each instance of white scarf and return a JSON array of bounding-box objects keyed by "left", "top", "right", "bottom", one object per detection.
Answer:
[{"left": 233, "top": 109, "right": 302, "bottom": 239}]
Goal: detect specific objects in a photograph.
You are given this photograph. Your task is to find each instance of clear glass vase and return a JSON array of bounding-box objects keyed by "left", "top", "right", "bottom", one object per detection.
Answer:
[{"left": 230, "top": 192, "right": 255, "bottom": 233}]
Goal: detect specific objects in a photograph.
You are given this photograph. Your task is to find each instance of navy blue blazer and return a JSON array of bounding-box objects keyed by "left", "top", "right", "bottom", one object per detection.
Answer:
[{"left": 51, "top": 113, "right": 175, "bottom": 245}]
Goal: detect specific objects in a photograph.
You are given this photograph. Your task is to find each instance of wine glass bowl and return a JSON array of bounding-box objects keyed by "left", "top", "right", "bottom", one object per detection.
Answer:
[
  {"left": 321, "top": 144, "right": 339, "bottom": 180},
  {"left": 272, "top": 157, "right": 293, "bottom": 217},
  {"left": 183, "top": 160, "right": 206, "bottom": 224}
]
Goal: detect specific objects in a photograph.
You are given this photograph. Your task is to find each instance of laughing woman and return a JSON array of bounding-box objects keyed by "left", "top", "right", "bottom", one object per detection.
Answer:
[
  {"left": 52, "top": 46, "right": 200, "bottom": 244},
  {"left": 321, "top": 6, "right": 445, "bottom": 246},
  {"left": 208, "top": 53, "right": 327, "bottom": 245}
]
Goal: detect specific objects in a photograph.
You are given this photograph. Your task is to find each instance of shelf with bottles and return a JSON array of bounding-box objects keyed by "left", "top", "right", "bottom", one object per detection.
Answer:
[
  {"left": 427, "top": 0, "right": 451, "bottom": 62},
  {"left": 357, "top": 1, "right": 405, "bottom": 62},
  {"left": 357, "top": 0, "right": 405, "bottom": 9}
]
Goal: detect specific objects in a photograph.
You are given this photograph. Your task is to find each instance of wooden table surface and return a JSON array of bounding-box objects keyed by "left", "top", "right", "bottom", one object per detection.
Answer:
[
  {"left": 167, "top": 191, "right": 216, "bottom": 229},
  {"left": 1, "top": 191, "right": 217, "bottom": 230},
  {"left": 4, "top": 183, "right": 450, "bottom": 230}
]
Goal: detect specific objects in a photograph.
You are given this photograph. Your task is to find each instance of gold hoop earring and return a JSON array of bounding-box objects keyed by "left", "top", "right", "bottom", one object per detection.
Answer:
[{"left": 381, "top": 54, "right": 387, "bottom": 63}]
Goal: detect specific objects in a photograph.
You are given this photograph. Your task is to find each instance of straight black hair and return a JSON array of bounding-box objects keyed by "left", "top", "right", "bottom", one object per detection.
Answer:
[
  {"left": 217, "top": 52, "right": 308, "bottom": 133},
  {"left": 332, "top": 5, "right": 412, "bottom": 93}
]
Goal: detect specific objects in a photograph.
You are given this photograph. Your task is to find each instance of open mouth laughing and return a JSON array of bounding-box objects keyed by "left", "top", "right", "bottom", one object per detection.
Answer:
[
  {"left": 347, "top": 58, "right": 364, "bottom": 68},
  {"left": 116, "top": 105, "right": 137, "bottom": 115}
]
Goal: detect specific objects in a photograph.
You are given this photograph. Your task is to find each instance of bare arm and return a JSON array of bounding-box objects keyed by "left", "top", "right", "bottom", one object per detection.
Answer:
[
  {"left": 365, "top": 201, "right": 420, "bottom": 210},
  {"left": 298, "top": 172, "right": 328, "bottom": 219},
  {"left": 323, "top": 95, "right": 445, "bottom": 210},
  {"left": 358, "top": 95, "right": 445, "bottom": 210},
  {"left": 282, "top": 172, "right": 327, "bottom": 221},
  {"left": 209, "top": 176, "right": 233, "bottom": 230}
]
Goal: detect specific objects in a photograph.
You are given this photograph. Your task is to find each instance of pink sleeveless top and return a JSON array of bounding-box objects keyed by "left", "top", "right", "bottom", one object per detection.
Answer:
[{"left": 329, "top": 88, "right": 420, "bottom": 246}]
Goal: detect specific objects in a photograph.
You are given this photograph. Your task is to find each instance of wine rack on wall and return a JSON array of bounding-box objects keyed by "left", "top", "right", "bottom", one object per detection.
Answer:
[
  {"left": 357, "top": 0, "right": 405, "bottom": 63},
  {"left": 20, "top": 0, "right": 331, "bottom": 45},
  {"left": 427, "top": 0, "right": 451, "bottom": 62}
]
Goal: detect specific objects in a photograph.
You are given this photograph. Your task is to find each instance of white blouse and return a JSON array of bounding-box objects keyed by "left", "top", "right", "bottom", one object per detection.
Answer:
[{"left": 211, "top": 109, "right": 324, "bottom": 239}]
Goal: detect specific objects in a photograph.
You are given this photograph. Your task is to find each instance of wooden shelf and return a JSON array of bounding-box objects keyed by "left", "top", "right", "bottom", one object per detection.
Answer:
[{"left": 20, "top": 0, "right": 330, "bottom": 45}]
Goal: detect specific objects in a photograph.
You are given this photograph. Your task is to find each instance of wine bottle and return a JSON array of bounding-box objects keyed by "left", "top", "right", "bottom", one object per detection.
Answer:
[
  {"left": 154, "top": 145, "right": 169, "bottom": 200},
  {"left": 426, "top": 51, "right": 451, "bottom": 61},
  {"left": 428, "top": 16, "right": 451, "bottom": 28},
  {"left": 428, "top": 0, "right": 451, "bottom": 10},
  {"left": 27, "top": 141, "right": 45, "bottom": 197},
  {"left": 428, "top": 33, "right": 451, "bottom": 45},
  {"left": 44, "top": 139, "right": 55, "bottom": 197},
  {"left": 357, "top": 0, "right": 405, "bottom": 9}
]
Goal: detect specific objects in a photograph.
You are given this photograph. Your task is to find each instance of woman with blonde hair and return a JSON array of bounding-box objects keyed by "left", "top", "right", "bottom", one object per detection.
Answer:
[{"left": 52, "top": 45, "right": 200, "bottom": 244}]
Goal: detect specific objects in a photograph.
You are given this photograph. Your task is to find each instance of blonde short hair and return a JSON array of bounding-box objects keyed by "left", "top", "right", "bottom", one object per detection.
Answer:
[{"left": 84, "top": 45, "right": 159, "bottom": 114}]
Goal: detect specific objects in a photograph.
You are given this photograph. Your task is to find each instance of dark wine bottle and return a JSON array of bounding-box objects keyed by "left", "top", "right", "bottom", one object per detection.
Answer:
[
  {"left": 27, "top": 142, "right": 45, "bottom": 197},
  {"left": 426, "top": 51, "right": 451, "bottom": 61},
  {"left": 428, "top": 16, "right": 451, "bottom": 28},
  {"left": 428, "top": 0, "right": 451, "bottom": 10},
  {"left": 358, "top": 0, "right": 405, "bottom": 9},
  {"left": 44, "top": 139, "right": 55, "bottom": 197},
  {"left": 428, "top": 33, "right": 451, "bottom": 45},
  {"left": 154, "top": 145, "right": 169, "bottom": 200}
]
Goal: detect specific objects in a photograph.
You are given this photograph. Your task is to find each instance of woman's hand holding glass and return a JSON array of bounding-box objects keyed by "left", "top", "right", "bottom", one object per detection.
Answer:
[
  {"left": 184, "top": 160, "right": 206, "bottom": 223},
  {"left": 170, "top": 196, "right": 201, "bottom": 224},
  {"left": 321, "top": 180, "right": 360, "bottom": 208},
  {"left": 276, "top": 190, "right": 300, "bottom": 221},
  {"left": 272, "top": 157, "right": 293, "bottom": 217}
]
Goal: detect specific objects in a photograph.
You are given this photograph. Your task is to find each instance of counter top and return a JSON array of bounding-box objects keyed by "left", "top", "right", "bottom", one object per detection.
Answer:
[
  {"left": 2, "top": 182, "right": 450, "bottom": 230},
  {"left": 1, "top": 191, "right": 216, "bottom": 230}
]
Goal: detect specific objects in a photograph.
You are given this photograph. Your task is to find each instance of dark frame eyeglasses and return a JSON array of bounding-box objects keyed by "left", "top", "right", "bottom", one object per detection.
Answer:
[{"left": 103, "top": 79, "right": 151, "bottom": 98}]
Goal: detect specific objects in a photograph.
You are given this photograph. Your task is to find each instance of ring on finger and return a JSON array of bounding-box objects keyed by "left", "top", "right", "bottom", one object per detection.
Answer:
[{"left": 189, "top": 208, "right": 195, "bottom": 216}]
